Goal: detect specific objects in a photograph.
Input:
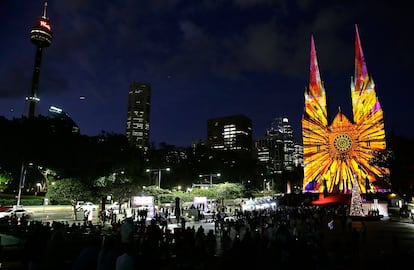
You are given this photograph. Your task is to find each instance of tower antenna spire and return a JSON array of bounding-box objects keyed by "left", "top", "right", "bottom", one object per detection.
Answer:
[{"left": 43, "top": 2, "right": 48, "bottom": 18}]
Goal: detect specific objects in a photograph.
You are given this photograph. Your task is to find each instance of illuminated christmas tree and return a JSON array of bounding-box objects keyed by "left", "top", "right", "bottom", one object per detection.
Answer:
[{"left": 349, "top": 174, "right": 365, "bottom": 216}]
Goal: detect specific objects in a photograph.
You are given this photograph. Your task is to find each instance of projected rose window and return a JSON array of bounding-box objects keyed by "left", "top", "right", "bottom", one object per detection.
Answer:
[{"left": 333, "top": 134, "right": 352, "bottom": 152}]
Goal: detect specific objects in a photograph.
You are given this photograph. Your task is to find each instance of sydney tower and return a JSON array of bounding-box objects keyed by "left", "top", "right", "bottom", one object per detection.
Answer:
[{"left": 27, "top": 2, "right": 53, "bottom": 118}]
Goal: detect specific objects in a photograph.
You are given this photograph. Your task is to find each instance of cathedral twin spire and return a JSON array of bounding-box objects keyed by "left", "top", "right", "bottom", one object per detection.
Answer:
[{"left": 354, "top": 24, "right": 369, "bottom": 93}]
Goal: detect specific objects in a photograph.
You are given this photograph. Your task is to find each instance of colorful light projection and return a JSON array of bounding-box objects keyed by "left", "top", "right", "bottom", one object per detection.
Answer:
[{"left": 302, "top": 25, "right": 389, "bottom": 194}]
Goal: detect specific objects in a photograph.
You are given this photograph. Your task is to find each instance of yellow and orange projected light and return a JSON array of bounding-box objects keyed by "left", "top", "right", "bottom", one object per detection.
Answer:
[{"left": 302, "top": 26, "right": 389, "bottom": 194}]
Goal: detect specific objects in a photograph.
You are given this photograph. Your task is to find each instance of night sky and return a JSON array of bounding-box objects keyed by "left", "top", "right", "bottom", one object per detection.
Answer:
[{"left": 1, "top": 1, "right": 412, "bottom": 147}]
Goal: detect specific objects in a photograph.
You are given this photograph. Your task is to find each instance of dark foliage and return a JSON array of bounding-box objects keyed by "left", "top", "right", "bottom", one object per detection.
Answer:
[{"left": 0, "top": 116, "right": 144, "bottom": 189}]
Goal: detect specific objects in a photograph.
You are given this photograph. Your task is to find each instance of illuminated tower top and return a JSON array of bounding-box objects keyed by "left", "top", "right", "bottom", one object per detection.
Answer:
[{"left": 30, "top": 1, "right": 53, "bottom": 47}]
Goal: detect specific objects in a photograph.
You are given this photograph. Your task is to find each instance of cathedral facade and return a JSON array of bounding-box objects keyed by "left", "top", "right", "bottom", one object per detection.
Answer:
[{"left": 302, "top": 25, "right": 389, "bottom": 194}]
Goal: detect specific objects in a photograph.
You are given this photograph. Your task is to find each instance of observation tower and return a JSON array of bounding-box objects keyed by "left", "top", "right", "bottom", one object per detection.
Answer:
[{"left": 27, "top": 1, "right": 53, "bottom": 118}]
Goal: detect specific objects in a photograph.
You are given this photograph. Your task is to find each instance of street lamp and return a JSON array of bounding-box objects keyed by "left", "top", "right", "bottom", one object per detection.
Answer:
[
  {"left": 146, "top": 167, "right": 171, "bottom": 189},
  {"left": 199, "top": 173, "right": 221, "bottom": 186}
]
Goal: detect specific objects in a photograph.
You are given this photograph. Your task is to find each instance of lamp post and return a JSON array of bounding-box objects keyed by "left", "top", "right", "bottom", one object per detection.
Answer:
[
  {"left": 146, "top": 167, "right": 171, "bottom": 207},
  {"left": 146, "top": 167, "right": 171, "bottom": 189},
  {"left": 16, "top": 163, "right": 27, "bottom": 206},
  {"left": 199, "top": 173, "right": 221, "bottom": 186}
]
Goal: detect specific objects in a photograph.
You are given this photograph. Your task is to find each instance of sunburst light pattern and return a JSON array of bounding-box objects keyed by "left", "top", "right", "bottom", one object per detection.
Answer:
[{"left": 302, "top": 25, "right": 389, "bottom": 194}]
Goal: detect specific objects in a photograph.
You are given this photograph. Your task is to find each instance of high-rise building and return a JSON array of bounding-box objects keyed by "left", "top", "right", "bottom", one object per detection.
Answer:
[
  {"left": 204, "top": 115, "right": 254, "bottom": 184},
  {"left": 27, "top": 2, "right": 53, "bottom": 118},
  {"left": 255, "top": 117, "right": 303, "bottom": 194},
  {"left": 48, "top": 106, "right": 80, "bottom": 134},
  {"left": 207, "top": 114, "right": 252, "bottom": 152},
  {"left": 270, "top": 117, "right": 296, "bottom": 171},
  {"left": 125, "top": 82, "right": 151, "bottom": 151},
  {"left": 302, "top": 25, "right": 389, "bottom": 194},
  {"left": 255, "top": 117, "right": 300, "bottom": 174}
]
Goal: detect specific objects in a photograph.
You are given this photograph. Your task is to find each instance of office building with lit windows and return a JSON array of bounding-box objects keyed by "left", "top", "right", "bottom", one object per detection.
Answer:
[
  {"left": 207, "top": 114, "right": 252, "bottom": 152},
  {"left": 125, "top": 82, "right": 151, "bottom": 151},
  {"left": 255, "top": 117, "right": 303, "bottom": 181}
]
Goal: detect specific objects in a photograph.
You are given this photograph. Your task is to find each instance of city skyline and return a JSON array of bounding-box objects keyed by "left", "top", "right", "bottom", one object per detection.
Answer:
[{"left": 0, "top": 1, "right": 413, "bottom": 147}]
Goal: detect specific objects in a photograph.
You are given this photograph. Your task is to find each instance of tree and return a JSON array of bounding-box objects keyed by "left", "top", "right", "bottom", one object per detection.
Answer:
[
  {"left": 386, "top": 135, "right": 414, "bottom": 200},
  {"left": 215, "top": 182, "right": 244, "bottom": 200},
  {"left": 95, "top": 170, "right": 145, "bottom": 214},
  {"left": 46, "top": 178, "right": 93, "bottom": 220},
  {"left": 108, "top": 182, "right": 142, "bottom": 211},
  {"left": 189, "top": 183, "right": 244, "bottom": 201},
  {"left": 0, "top": 171, "right": 12, "bottom": 192}
]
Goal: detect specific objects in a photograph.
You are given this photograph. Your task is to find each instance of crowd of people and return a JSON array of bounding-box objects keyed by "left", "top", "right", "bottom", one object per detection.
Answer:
[{"left": 0, "top": 203, "right": 407, "bottom": 269}]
